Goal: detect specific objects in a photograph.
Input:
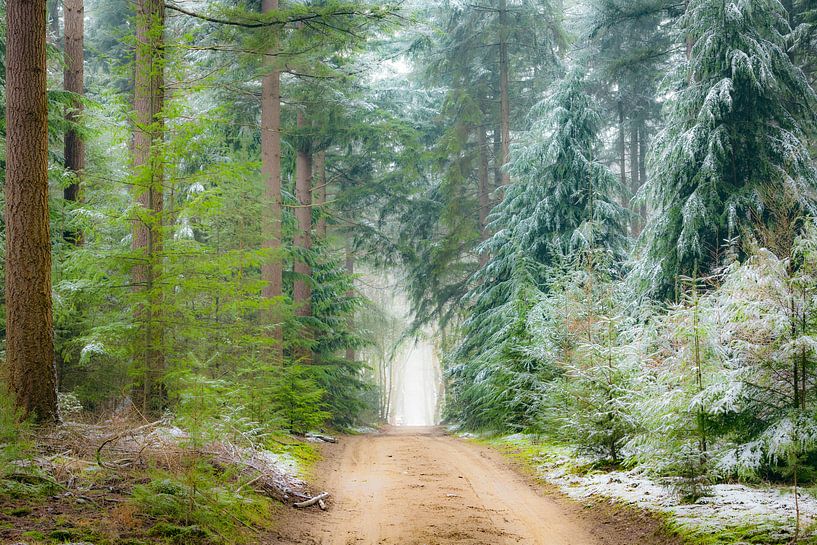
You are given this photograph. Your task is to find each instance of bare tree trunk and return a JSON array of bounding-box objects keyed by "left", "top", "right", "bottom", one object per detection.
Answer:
[
  {"left": 492, "top": 127, "right": 502, "bottom": 196},
  {"left": 5, "top": 0, "right": 58, "bottom": 423},
  {"left": 498, "top": 0, "right": 511, "bottom": 188},
  {"left": 618, "top": 100, "right": 627, "bottom": 197},
  {"left": 314, "top": 150, "right": 327, "bottom": 240},
  {"left": 638, "top": 122, "right": 648, "bottom": 231},
  {"left": 345, "top": 240, "right": 355, "bottom": 362},
  {"left": 630, "top": 121, "right": 641, "bottom": 237},
  {"left": 294, "top": 111, "right": 313, "bottom": 362},
  {"left": 63, "top": 0, "right": 84, "bottom": 245},
  {"left": 132, "top": 0, "right": 165, "bottom": 415},
  {"left": 260, "top": 0, "right": 284, "bottom": 363},
  {"left": 477, "top": 128, "right": 490, "bottom": 266}
]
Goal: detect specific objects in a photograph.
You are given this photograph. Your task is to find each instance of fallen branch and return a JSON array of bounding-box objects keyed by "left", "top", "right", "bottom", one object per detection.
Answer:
[
  {"left": 306, "top": 432, "right": 337, "bottom": 443},
  {"left": 95, "top": 419, "right": 164, "bottom": 467},
  {"left": 293, "top": 492, "right": 330, "bottom": 508}
]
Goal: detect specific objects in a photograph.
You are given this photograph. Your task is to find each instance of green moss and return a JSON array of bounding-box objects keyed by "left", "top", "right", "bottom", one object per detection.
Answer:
[
  {"left": 665, "top": 520, "right": 797, "bottom": 545},
  {"left": 48, "top": 525, "right": 106, "bottom": 544},
  {"left": 49, "top": 528, "right": 76, "bottom": 541},
  {"left": 149, "top": 522, "right": 210, "bottom": 544},
  {"left": 8, "top": 505, "right": 32, "bottom": 516},
  {"left": 265, "top": 438, "right": 321, "bottom": 479},
  {"left": 21, "top": 530, "right": 46, "bottom": 540},
  {"left": 0, "top": 469, "right": 61, "bottom": 500}
]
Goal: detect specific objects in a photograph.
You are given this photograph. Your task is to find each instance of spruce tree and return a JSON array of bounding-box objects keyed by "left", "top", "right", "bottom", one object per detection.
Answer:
[
  {"left": 482, "top": 69, "right": 629, "bottom": 273},
  {"left": 634, "top": 0, "right": 817, "bottom": 296},
  {"left": 447, "top": 70, "right": 629, "bottom": 431}
]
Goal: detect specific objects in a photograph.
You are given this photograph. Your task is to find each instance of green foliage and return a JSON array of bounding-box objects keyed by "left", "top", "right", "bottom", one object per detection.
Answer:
[
  {"left": 0, "top": 387, "right": 58, "bottom": 502},
  {"left": 131, "top": 464, "right": 273, "bottom": 545},
  {"left": 272, "top": 365, "right": 331, "bottom": 435},
  {"left": 445, "top": 71, "right": 629, "bottom": 432},
  {"left": 539, "top": 272, "right": 639, "bottom": 464},
  {"left": 446, "top": 253, "right": 554, "bottom": 431},
  {"left": 634, "top": 0, "right": 817, "bottom": 296}
]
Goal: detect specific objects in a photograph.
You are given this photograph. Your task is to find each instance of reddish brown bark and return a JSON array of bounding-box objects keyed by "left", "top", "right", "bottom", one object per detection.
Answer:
[
  {"left": 260, "top": 0, "right": 284, "bottom": 362},
  {"left": 63, "top": 0, "right": 84, "bottom": 244},
  {"left": 132, "top": 0, "right": 165, "bottom": 414},
  {"left": 618, "top": 101, "right": 626, "bottom": 194},
  {"left": 5, "top": 0, "right": 58, "bottom": 422},
  {"left": 630, "top": 121, "right": 641, "bottom": 237},
  {"left": 498, "top": 0, "right": 511, "bottom": 188},
  {"left": 345, "top": 241, "right": 355, "bottom": 362},
  {"left": 477, "top": 128, "right": 490, "bottom": 266},
  {"left": 493, "top": 128, "right": 502, "bottom": 195},
  {"left": 314, "top": 150, "right": 327, "bottom": 240},
  {"left": 294, "top": 111, "right": 313, "bottom": 322}
]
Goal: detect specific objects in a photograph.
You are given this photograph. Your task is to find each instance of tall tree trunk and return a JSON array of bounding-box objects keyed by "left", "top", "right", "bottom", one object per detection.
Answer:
[
  {"left": 133, "top": 0, "right": 165, "bottom": 415},
  {"left": 294, "top": 111, "right": 313, "bottom": 363},
  {"left": 684, "top": 0, "right": 693, "bottom": 62},
  {"left": 477, "top": 127, "right": 490, "bottom": 266},
  {"left": 260, "top": 0, "right": 283, "bottom": 362},
  {"left": 5, "top": 0, "right": 58, "bottom": 423},
  {"left": 314, "top": 150, "right": 327, "bottom": 240},
  {"left": 63, "top": 0, "right": 84, "bottom": 245},
  {"left": 618, "top": 100, "right": 627, "bottom": 196},
  {"left": 638, "top": 122, "right": 648, "bottom": 232},
  {"left": 498, "top": 0, "right": 511, "bottom": 187},
  {"left": 345, "top": 240, "right": 355, "bottom": 362},
  {"left": 630, "top": 121, "right": 641, "bottom": 237},
  {"left": 492, "top": 127, "right": 502, "bottom": 195}
]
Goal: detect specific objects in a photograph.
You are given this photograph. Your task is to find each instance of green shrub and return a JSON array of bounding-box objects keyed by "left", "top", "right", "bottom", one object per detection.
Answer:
[{"left": 131, "top": 463, "right": 273, "bottom": 544}]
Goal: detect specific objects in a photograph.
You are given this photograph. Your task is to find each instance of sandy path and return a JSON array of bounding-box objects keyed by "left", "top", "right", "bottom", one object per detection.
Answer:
[{"left": 274, "top": 426, "right": 602, "bottom": 545}]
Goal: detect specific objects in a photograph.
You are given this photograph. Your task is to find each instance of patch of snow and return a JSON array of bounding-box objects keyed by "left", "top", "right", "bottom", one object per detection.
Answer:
[
  {"left": 516, "top": 440, "right": 812, "bottom": 538},
  {"left": 349, "top": 426, "right": 378, "bottom": 434},
  {"left": 153, "top": 426, "right": 189, "bottom": 441},
  {"left": 254, "top": 448, "right": 300, "bottom": 477},
  {"left": 503, "top": 433, "right": 536, "bottom": 445}
]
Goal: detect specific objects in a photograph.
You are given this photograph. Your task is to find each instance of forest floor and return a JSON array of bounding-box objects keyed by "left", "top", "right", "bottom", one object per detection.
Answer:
[{"left": 268, "top": 426, "right": 679, "bottom": 545}]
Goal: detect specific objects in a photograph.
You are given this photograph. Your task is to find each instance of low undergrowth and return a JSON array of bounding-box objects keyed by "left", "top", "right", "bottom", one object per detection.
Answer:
[
  {"left": 477, "top": 433, "right": 816, "bottom": 545},
  {"left": 131, "top": 461, "right": 275, "bottom": 545},
  {"left": 0, "top": 410, "right": 322, "bottom": 545}
]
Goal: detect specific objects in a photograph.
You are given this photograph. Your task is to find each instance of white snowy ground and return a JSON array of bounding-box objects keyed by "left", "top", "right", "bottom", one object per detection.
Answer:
[{"left": 489, "top": 434, "right": 817, "bottom": 542}]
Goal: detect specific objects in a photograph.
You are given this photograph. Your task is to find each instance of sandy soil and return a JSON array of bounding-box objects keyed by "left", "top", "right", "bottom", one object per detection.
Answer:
[{"left": 269, "top": 426, "right": 678, "bottom": 545}]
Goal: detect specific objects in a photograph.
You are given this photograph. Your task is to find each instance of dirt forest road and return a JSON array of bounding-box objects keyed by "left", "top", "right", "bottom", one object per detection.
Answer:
[{"left": 270, "top": 427, "right": 675, "bottom": 545}]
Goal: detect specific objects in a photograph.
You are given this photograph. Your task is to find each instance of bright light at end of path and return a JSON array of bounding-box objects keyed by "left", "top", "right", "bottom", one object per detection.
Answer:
[{"left": 392, "top": 337, "right": 440, "bottom": 427}]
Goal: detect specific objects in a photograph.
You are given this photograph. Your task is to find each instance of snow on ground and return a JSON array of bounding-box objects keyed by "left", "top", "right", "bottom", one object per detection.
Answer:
[{"left": 498, "top": 435, "right": 813, "bottom": 539}]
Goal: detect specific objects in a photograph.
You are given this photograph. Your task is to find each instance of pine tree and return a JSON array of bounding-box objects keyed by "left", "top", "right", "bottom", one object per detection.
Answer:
[
  {"left": 132, "top": 0, "right": 166, "bottom": 414},
  {"left": 63, "top": 0, "right": 84, "bottom": 245},
  {"left": 5, "top": 0, "right": 58, "bottom": 422},
  {"left": 446, "top": 252, "right": 552, "bottom": 431},
  {"left": 445, "top": 70, "right": 629, "bottom": 432},
  {"left": 542, "top": 272, "right": 638, "bottom": 464},
  {"left": 260, "top": 0, "right": 284, "bottom": 363},
  {"left": 628, "top": 276, "right": 722, "bottom": 499},
  {"left": 712, "top": 240, "right": 817, "bottom": 479}
]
